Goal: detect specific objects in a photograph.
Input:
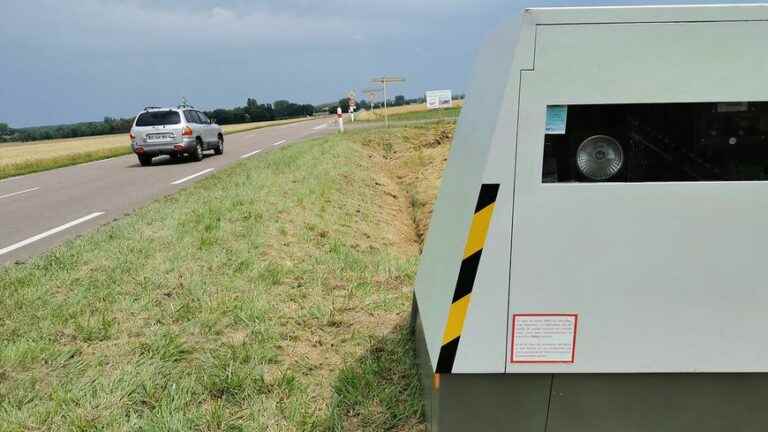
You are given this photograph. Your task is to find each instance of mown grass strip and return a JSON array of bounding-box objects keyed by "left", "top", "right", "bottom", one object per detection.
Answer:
[
  {"left": 358, "top": 107, "right": 461, "bottom": 128},
  {"left": 219, "top": 117, "right": 315, "bottom": 135},
  {"left": 0, "top": 146, "right": 133, "bottom": 180},
  {"left": 385, "top": 106, "right": 461, "bottom": 123},
  {"left": 0, "top": 124, "right": 452, "bottom": 430}
]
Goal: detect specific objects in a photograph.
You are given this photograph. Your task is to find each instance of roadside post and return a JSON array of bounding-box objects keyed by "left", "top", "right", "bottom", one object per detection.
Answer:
[
  {"left": 336, "top": 106, "right": 344, "bottom": 133},
  {"left": 413, "top": 5, "right": 768, "bottom": 431},
  {"left": 363, "top": 87, "right": 383, "bottom": 118},
  {"left": 371, "top": 77, "right": 405, "bottom": 128},
  {"left": 348, "top": 91, "right": 357, "bottom": 122}
]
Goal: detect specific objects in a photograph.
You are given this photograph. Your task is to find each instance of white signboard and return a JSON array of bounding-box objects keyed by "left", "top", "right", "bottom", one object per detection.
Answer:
[{"left": 426, "top": 90, "right": 453, "bottom": 110}]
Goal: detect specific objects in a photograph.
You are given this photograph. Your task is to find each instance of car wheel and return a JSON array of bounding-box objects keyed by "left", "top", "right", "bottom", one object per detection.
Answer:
[
  {"left": 214, "top": 135, "right": 224, "bottom": 155},
  {"left": 192, "top": 139, "right": 204, "bottom": 161},
  {"left": 138, "top": 155, "right": 152, "bottom": 166}
]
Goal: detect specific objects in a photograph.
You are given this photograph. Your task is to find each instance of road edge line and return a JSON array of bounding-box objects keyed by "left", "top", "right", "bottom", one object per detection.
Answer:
[
  {"left": 0, "top": 212, "right": 105, "bottom": 257},
  {"left": 240, "top": 149, "right": 263, "bottom": 159},
  {"left": 170, "top": 168, "right": 214, "bottom": 185},
  {"left": 0, "top": 187, "right": 41, "bottom": 201}
]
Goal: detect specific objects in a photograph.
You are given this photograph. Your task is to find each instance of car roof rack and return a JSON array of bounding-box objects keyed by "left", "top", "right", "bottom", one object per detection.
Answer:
[
  {"left": 177, "top": 96, "right": 194, "bottom": 109},
  {"left": 143, "top": 106, "right": 163, "bottom": 111}
]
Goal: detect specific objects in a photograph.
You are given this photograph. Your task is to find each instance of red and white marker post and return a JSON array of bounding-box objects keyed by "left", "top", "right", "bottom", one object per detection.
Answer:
[
  {"left": 349, "top": 97, "right": 357, "bottom": 122},
  {"left": 337, "top": 106, "right": 344, "bottom": 133},
  {"left": 348, "top": 91, "right": 357, "bottom": 123}
]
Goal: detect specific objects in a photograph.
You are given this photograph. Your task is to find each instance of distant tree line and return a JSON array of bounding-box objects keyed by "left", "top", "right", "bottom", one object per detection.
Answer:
[
  {"left": 204, "top": 98, "right": 314, "bottom": 125},
  {"left": 0, "top": 98, "right": 316, "bottom": 143},
  {"left": 0, "top": 117, "right": 135, "bottom": 143}
]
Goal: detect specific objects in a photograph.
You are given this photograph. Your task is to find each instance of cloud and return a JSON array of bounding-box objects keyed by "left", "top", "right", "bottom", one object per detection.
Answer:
[
  {"left": 0, "top": 0, "right": 761, "bottom": 126},
  {"left": 0, "top": 0, "right": 426, "bottom": 55}
]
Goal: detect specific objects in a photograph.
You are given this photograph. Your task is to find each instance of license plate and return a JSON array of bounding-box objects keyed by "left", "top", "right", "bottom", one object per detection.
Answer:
[{"left": 146, "top": 133, "right": 173, "bottom": 142}]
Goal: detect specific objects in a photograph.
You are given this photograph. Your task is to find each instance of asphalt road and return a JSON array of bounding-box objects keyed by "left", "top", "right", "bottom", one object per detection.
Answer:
[{"left": 0, "top": 117, "right": 337, "bottom": 265}]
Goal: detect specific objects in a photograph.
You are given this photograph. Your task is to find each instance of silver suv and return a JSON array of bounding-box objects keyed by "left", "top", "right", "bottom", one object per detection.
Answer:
[{"left": 130, "top": 107, "right": 224, "bottom": 166}]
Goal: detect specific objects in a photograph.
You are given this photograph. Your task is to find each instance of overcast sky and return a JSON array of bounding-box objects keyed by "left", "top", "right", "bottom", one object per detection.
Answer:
[{"left": 0, "top": 0, "right": 758, "bottom": 127}]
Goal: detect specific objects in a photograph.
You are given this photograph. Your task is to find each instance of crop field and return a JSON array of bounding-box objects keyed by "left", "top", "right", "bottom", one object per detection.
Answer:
[
  {"left": 0, "top": 118, "right": 315, "bottom": 181},
  {"left": 357, "top": 100, "right": 463, "bottom": 122},
  {"left": 380, "top": 106, "right": 461, "bottom": 123},
  {"left": 219, "top": 118, "right": 314, "bottom": 135},
  {"left": 0, "top": 122, "right": 454, "bottom": 431}
]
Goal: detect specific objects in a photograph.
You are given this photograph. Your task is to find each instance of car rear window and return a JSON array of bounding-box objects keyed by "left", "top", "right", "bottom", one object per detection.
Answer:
[
  {"left": 184, "top": 110, "right": 198, "bottom": 123},
  {"left": 135, "top": 111, "right": 181, "bottom": 127}
]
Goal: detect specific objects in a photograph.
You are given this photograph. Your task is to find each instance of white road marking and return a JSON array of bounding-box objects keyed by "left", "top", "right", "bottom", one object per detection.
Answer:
[
  {"left": 240, "top": 149, "right": 263, "bottom": 159},
  {"left": 0, "top": 187, "right": 40, "bottom": 200},
  {"left": 312, "top": 124, "right": 328, "bottom": 130},
  {"left": 171, "top": 168, "right": 214, "bottom": 185},
  {"left": 0, "top": 212, "right": 104, "bottom": 257},
  {"left": 272, "top": 140, "right": 287, "bottom": 146}
]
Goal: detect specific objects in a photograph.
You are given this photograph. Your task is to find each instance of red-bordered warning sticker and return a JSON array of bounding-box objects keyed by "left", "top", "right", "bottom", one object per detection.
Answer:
[{"left": 510, "top": 314, "right": 578, "bottom": 364}]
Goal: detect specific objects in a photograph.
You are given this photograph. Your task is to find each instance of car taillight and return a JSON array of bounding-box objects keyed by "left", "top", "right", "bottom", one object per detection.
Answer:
[
  {"left": 182, "top": 126, "right": 193, "bottom": 136},
  {"left": 129, "top": 132, "right": 135, "bottom": 140}
]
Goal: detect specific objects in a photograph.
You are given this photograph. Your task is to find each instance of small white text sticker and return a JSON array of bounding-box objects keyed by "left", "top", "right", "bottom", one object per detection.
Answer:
[{"left": 511, "top": 314, "right": 577, "bottom": 363}]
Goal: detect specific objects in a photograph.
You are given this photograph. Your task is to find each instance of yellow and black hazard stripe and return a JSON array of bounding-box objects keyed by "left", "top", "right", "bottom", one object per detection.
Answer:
[{"left": 435, "top": 183, "right": 500, "bottom": 373}]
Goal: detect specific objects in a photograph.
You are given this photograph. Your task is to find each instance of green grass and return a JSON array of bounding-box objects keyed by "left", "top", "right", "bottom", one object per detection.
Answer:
[
  {"left": 363, "top": 107, "right": 461, "bottom": 124},
  {"left": 0, "top": 124, "right": 452, "bottom": 431}
]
